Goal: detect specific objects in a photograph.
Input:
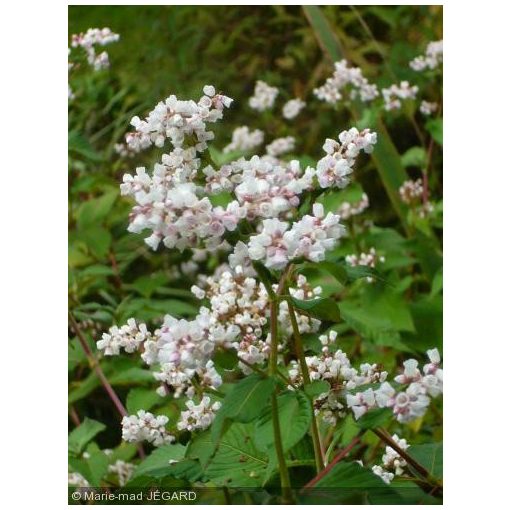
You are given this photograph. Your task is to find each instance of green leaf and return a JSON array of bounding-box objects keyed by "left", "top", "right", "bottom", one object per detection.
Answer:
[
  {"left": 68, "top": 418, "right": 106, "bottom": 455},
  {"left": 188, "top": 423, "right": 268, "bottom": 487},
  {"left": 125, "top": 273, "right": 170, "bottom": 298},
  {"left": 126, "top": 387, "right": 163, "bottom": 414},
  {"left": 132, "top": 444, "right": 187, "bottom": 479},
  {"left": 355, "top": 408, "right": 393, "bottom": 429},
  {"left": 252, "top": 261, "right": 276, "bottom": 298},
  {"left": 290, "top": 296, "right": 341, "bottom": 323},
  {"left": 304, "top": 380, "right": 331, "bottom": 398},
  {"left": 76, "top": 191, "right": 118, "bottom": 230},
  {"left": 313, "top": 461, "right": 390, "bottom": 488},
  {"left": 401, "top": 146, "right": 427, "bottom": 168},
  {"left": 254, "top": 390, "right": 312, "bottom": 453},
  {"left": 214, "top": 374, "right": 276, "bottom": 428},
  {"left": 425, "top": 118, "right": 443, "bottom": 145},
  {"left": 407, "top": 442, "right": 443, "bottom": 479},
  {"left": 69, "top": 130, "right": 102, "bottom": 162}
]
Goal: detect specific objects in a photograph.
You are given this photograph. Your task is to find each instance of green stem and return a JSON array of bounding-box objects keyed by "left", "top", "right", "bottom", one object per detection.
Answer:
[
  {"left": 285, "top": 288, "right": 325, "bottom": 474},
  {"left": 269, "top": 296, "right": 293, "bottom": 503}
]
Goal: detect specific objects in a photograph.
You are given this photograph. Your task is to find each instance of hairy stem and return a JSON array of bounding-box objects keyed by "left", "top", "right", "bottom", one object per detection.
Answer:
[{"left": 285, "top": 285, "right": 325, "bottom": 473}]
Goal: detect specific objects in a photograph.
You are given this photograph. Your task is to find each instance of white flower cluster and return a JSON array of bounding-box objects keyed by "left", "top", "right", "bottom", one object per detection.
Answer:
[
  {"left": 68, "top": 472, "right": 90, "bottom": 487},
  {"left": 338, "top": 193, "right": 370, "bottom": 220},
  {"left": 399, "top": 178, "right": 424, "bottom": 205},
  {"left": 177, "top": 396, "right": 221, "bottom": 432},
  {"left": 349, "top": 348, "right": 443, "bottom": 423},
  {"left": 410, "top": 40, "right": 443, "bottom": 71},
  {"left": 419, "top": 100, "right": 438, "bottom": 116},
  {"left": 192, "top": 266, "right": 321, "bottom": 372},
  {"left": 223, "top": 126, "right": 264, "bottom": 153},
  {"left": 97, "top": 318, "right": 150, "bottom": 355},
  {"left": 372, "top": 434, "right": 409, "bottom": 484},
  {"left": 314, "top": 60, "right": 379, "bottom": 104},
  {"left": 248, "top": 80, "right": 279, "bottom": 111},
  {"left": 265, "top": 136, "right": 296, "bottom": 157},
  {"left": 125, "top": 85, "right": 232, "bottom": 153},
  {"left": 205, "top": 156, "right": 315, "bottom": 220},
  {"left": 317, "top": 128, "right": 378, "bottom": 189},
  {"left": 70, "top": 27, "right": 119, "bottom": 71},
  {"left": 282, "top": 98, "right": 306, "bottom": 120},
  {"left": 108, "top": 460, "right": 135, "bottom": 487},
  {"left": 289, "top": 331, "right": 388, "bottom": 425},
  {"left": 121, "top": 410, "right": 175, "bottom": 446},
  {"left": 382, "top": 81, "right": 419, "bottom": 111},
  {"left": 246, "top": 204, "right": 345, "bottom": 270},
  {"left": 346, "top": 247, "right": 385, "bottom": 282}
]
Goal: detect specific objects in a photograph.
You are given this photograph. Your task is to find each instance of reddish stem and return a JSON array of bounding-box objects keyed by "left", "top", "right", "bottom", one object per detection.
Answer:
[{"left": 303, "top": 435, "right": 361, "bottom": 489}]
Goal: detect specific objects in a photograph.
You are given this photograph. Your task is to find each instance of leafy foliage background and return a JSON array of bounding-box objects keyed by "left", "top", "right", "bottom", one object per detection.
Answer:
[{"left": 69, "top": 5, "right": 442, "bottom": 504}]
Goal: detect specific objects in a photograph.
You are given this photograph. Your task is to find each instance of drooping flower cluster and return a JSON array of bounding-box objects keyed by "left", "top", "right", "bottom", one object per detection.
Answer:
[
  {"left": 410, "top": 40, "right": 443, "bottom": 72},
  {"left": 223, "top": 126, "right": 264, "bottom": 153},
  {"left": 316, "top": 128, "right": 378, "bottom": 189},
  {"left": 246, "top": 204, "right": 345, "bottom": 269},
  {"left": 314, "top": 60, "right": 379, "bottom": 104},
  {"left": 265, "top": 136, "right": 296, "bottom": 157},
  {"left": 282, "top": 98, "right": 306, "bottom": 119},
  {"left": 177, "top": 396, "right": 221, "bottom": 432},
  {"left": 248, "top": 80, "right": 279, "bottom": 111},
  {"left": 70, "top": 27, "right": 120, "bottom": 71},
  {"left": 289, "top": 331, "right": 388, "bottom": 425},
  {"left": 121, "top": 411, "right": 175, "bottom": 446},
  {"left": 372, "top": 434, "right": 409, "bottom": 484},
  {"left": 97, "top": 318, "right": 150, "bottom": 355},
  {"left": 338, "top": 193, "right": 370, "bottom": 220},
  {"left": 349, "top": 348, "right": 443, "bottom": 423},
  {"left": 382, "top": 81, "right": 419, "bottom": 111}
]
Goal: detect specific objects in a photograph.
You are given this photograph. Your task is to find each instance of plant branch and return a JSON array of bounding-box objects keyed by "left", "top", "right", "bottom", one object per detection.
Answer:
[
  {"left": 303, "top": 435, "right": 362, "bottom": 489},
  {"left": 285, "top": 283, "right": 325, "bottom": 473},
  {"left": 69, "top": 311, "right": 145, "bottom": 459}
]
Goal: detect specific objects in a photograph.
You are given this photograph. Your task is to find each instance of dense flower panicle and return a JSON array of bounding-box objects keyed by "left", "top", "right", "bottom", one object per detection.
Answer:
[
  {"left": 419, "top": 100, "right": 438, "bottom": 116},
  {"left": 248, "top": 80, "right": 279, "bottom": 111},
  {"left": 121, "top": 411, "right": 175, "bottom": 446},
  {"left": 122, "top": 179, "right": 244, "bottom": 251},
  {"left": 382, "top": 81, "right": 419, "bottom": 111},
  {"left": 410, "top": 40, "right": 443, "bottom": 71},
  {"left": 246, "top": 204, "right": 345, "bottom": 269},
  {"left": 206, "top": 156, "right": 315, "bottom": 219},
  {"left": 177, "top": 396, "right": 221, "bottom": 432},
  {"left": 70, "top": 27, "right": 120, "bottom": 71},
  {"left": 314, "top": 60, "right": 379, "bottom": 104},
  {"left": 108, "top": 460, "right": 135, "bottom": 487},
  {"left": 288, "top": 330, "right": 388, "bottom": 425},
  {"left": 282, "top": 98, "right": 306, "bottom": 119},
  {"left": 338, "top": 193, "right": 370, "bottom": 220},
  {"left": 223, "top": 126, "right": 264, "bottom": 153},
  {"left": 399, "top": 179, "right": 423, "bottom": 205},
  {"left": 316, "top": 128, "right": 377, "bottom": 189},
  {"left": 265, "top": 136, "right": 296, "bottom": 157},
  {"left": 192, "top": 266, "right": 321, "bottom": 371},
  {"left": 97, "top": 318, "right": 150, "bottom": 355},
  {"left": 125, "top": 86, "right": 232, "bottom": 153}
]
